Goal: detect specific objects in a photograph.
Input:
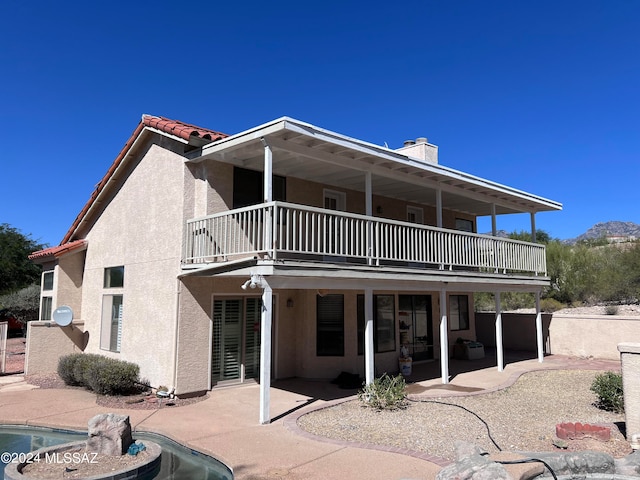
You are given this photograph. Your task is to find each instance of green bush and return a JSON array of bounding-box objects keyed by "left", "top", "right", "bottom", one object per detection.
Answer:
[
  {"left": 87, "top": 357, "right": 139, "bottom": 395},
  {"left": 591, "top": 371, "right": 624, "bottom": 413},
  {"left": 57, "top": 353, "right": 140, "bottom": 396},
  {"left": 57, "top": 354, "right": 81, "bottom": 385},
  {"left": 72, "top": 353, "right": 101, "bottom": 386},
  {"left": 358, "top": 373, "right": 407, "bottom": 410},
  {"left": 540, "top": 298, "right": 564, "bottom": 313}
]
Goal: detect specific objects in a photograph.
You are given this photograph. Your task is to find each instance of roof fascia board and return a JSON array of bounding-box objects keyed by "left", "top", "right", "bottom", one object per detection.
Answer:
[
  {"left": 144, "top": 126, "right": 190, "bottom": 145},
  {"left": 194, "top": 118, "right": 290, "bottom": 160}
]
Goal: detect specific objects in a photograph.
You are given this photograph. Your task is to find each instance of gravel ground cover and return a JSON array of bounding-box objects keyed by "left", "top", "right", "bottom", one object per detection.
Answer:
[{"left": 297, "top": 369, "right": 631, "bottom": 462}]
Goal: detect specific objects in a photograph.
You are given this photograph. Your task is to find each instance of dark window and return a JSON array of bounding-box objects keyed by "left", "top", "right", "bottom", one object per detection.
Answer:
[
  {"left": 104, "top": 266, "right": 124, "bottom": 288},
  {"left": 455, "top": 218, "right": 474, "bottom": 233},
  {"left": 357, "top": 294, "right": 396, "bottom": 354},
  {"left": 233, "top": 166, "right": 286, "bottom": 208},
  {"left": 317, "top": 294, "right": 344, "bottom": 356},
  {"left": 450, "top": 295, "right": 469, "bottom": 331},
  {"left": 41, "top": 297, "right": 52, "bottom": 321},
  {"left": 42, "top": 271, "right": 54, "bottom": 291}
]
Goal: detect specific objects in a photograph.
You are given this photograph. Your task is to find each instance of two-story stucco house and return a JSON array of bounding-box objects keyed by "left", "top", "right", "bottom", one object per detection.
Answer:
[{"left": 29, "top": 115, "right": 561, "bottom": 423}]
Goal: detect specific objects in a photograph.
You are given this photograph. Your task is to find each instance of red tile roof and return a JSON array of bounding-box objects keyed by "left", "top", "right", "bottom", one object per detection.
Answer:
[
  {"left": 29, "top": 239, "right": 87, "bottom": 262},
  {"left": 59, "top": 115, "right": 228, "bottom": 245},
  {"left": 142, "top": 115, "right": 227, "bottom": 142}
]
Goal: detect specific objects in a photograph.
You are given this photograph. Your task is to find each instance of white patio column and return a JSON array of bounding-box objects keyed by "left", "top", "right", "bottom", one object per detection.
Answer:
[
  {"left": 530, "top": 212, "right": 537, "bottom": 243},
  {"left": 261, "top": 137, "right": 274, "bottom": 259},
  {"left": 535, "top": 291, "right": 544, "bottom": 362},
  {"left": 436, "top": 188, "right": 443, "bottom": 228},
  {"left": 495, "top": 292, "right": 504, "bottom": 372},
  {"left": 365, "top": 172, "right": 373, "bottom": 266},
  {"left": 259, "top": 279, "right": 273, "bottom": 424},
  {"left": 491, "top": 204, "right": 497, "bottom": 236},
  {"left": 364, "top": 287, "right": 375, "bottom": 384},
  {"left": 439, "top": 288, "right": 449, "bottom": 384},
  {"left": 262, "top": 137, "right": 273, "bottom": 202}
]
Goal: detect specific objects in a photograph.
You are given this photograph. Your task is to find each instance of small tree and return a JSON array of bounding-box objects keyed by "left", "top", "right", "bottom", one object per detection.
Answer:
[
  {"left": 0, "top": 284, "right": 41, "bottom": 325},
  {"left": 0, "top": 224, "right": 46, "bottom": 295}
]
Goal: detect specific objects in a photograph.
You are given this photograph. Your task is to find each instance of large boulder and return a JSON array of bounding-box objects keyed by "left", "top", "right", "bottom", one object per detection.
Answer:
[{"left": 86, "top": 413, "right": 133, "bottom": 456}]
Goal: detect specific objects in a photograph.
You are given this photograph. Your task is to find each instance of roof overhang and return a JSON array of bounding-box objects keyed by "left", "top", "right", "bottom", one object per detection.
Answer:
[
  {"left": 191, "top": 117, "right": 562, "bottom": 218},
  {"left": 29, "top": 239, "right": 87, "bottom": 264}
]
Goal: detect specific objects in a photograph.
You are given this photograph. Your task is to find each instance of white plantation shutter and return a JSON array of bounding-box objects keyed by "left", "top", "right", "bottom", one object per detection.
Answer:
[{"left": 244, "top": 298, "right": 262, "bottom": 379}]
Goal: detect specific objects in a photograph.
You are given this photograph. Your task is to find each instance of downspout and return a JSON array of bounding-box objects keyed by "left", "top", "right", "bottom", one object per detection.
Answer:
[{"left": 170, "top": 277, "right": 182, "bottom": 395}]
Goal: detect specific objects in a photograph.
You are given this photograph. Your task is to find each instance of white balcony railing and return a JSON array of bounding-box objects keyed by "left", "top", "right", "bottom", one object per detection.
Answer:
[{"left": 183, "top": 202, "right": 547, "bottom": 275}]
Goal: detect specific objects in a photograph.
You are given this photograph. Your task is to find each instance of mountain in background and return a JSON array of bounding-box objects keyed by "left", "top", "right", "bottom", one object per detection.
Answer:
[
  {"left": 570, "top": 221, "right": 640, "bottom": 244},
  {"left": 486, "top": 221, "right": 640, "bottom": 243}
]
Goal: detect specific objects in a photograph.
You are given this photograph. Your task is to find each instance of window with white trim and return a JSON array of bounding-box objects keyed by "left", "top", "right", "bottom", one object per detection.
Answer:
[
  {"left": 101, "top": 266, "right": 124, "bottom": 352},
  {"left": 316, "top": 294, "right": 344, "bottom": 356}
]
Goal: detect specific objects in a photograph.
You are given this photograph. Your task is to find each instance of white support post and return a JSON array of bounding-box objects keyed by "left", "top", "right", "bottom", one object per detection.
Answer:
[
  {"left": 259, "top": 280, "right": 273, "bottom": 425},
  {"left": 364, "top": 287, "right": 375, "bottom": 384},
  {"left": 439, "top": 289, "right": 449, "bottom": 384},
  {"left": 495, "top": 292, "right": 504, "bottom": 372},
  {"left": 530, "top": 212, "right": 537, "bottom": 243},
  {"left": 262, "top": 138, "right": 274, "bottom": 258},
  {"left": 263, "top": 138, "right": 273, "bottom": 203},
  {"left": 436, "top": 189, "right": 443, "bottom": 228},
  {"left": 365, "top": 172, "right": 373, "bottom": 266},
  {"left": 535, "top": 292, "right": 544, "bottom": 362},
  {"left": 491, "top": 204, "right": 497, "bottom": 236}
]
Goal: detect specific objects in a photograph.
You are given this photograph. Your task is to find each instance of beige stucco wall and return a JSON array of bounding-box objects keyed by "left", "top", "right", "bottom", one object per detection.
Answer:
[
  {"left": 174, "top": 276, "right": 214, "bottom": 395},
  {"left": 56, "top": 251, "right": 86, "bottom": 318},
  {"left": 25, "top": 321, "right": 86, "bottom": 375},
  {"left": 548, "top": 315, "right": 640, "bottom": 360},
  {"left": 81, "top": 136, "right": 190, "bottom": 390},
  {"left": 619, "top": 343, "right": 640, "bottom": 440},
  {"left": 476, "top": 312, "right": 640, "bottom": 360}
]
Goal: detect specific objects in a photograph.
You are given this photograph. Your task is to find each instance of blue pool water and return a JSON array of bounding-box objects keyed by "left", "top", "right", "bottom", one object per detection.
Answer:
[{"left": 0, "top": 425, "right": 233, "bottom": 479}]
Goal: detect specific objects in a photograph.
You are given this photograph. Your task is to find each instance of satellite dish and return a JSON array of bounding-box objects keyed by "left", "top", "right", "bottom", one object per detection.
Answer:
[{"left": 53, "top": 306, "right": 73, "bottom": 326}]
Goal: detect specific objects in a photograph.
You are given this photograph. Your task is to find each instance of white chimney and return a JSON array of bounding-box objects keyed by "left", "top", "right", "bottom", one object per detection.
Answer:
[{"left": 396, "top": 137, "right": 438, "bottom": 164}]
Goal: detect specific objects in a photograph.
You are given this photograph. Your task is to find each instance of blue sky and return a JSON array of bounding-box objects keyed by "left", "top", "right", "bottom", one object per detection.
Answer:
[{"left": 2, "top": 1, "right": 638, "bottom": 247}]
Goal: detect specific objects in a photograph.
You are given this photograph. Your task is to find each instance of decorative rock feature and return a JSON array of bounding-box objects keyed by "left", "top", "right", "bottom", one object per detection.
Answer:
[
  {"left": 87, "top": 413, "right": 134, "bottom": 456},
  {"left": 614, "top": 450, "right": 640, "bottom": 476},
  {"left": 524, "top": 450, "right": 615, "bottom": 477},
  {"left": 436, "top": 441, "right": 511, "bottom": 480},
  {"left": 436, "top": 442, "right": 640, "bottom": 479},
  {"left": 556, "top": 422, "right": 612, "bottom": 441}
]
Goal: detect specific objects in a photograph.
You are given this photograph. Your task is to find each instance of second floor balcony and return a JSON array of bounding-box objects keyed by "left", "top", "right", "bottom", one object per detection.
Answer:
[{"left": 182, "top": 202, "right": 547, "bottom": 277}]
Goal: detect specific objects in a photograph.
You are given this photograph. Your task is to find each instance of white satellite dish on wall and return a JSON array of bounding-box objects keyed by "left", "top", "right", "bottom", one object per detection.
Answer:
[{"left": 52, "top": 306, "right": 73, "bottom": 326}]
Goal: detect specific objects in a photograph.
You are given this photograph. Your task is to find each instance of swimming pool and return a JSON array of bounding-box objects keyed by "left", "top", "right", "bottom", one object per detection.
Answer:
[{"left": 0, "top": 425, "right": 233, "bottom": 480}]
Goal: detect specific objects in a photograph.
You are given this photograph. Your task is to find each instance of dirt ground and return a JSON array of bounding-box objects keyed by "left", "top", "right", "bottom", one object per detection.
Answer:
[{"left": 2, "top": 336, "right": 26, "bottom": 374}]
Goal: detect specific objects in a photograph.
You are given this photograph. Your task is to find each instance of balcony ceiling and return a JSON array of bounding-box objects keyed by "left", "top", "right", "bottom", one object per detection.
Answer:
[{"left": 194, "top": 117, "right": 562, "bottom": 218}]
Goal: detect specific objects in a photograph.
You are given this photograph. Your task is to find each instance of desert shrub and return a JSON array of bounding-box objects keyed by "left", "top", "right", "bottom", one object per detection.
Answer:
[
  {"left": 57, "top": 354, "right": 81, "bottom": 385},
  {"left": 85, "top": 356, "right": 140, "bottom": 395},
  {"left": 358, "top": 373, "right": 407, "bottom": 410},
  {"left": 57, "top": 353, "right": 140, "bottom": 395},
  {"left": 72, "top": 353, "right": 102, "bottom": 386},
  {"left": 540, "top": 298, "right": 564, "bottom": 313},
  {"left": 591, "top": 371, "right": 624, "bottom": 413},
  {"left": 605, "top": 305, "right": 619, "bottom": 315}
]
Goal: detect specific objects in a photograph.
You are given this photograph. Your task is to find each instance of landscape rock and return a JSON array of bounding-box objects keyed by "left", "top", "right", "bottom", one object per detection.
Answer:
[
  {"left": 520, "top": 450, "right": 615, "bottom": 477},
  {"left": 436, "top": 441, "right": 512, "bottom": 480},
  {"left": 614, "top": 450, "right": 640, "bottom": 476},
  {"left": 86, "top": 413, "right": 133, "bottom": 456}
]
